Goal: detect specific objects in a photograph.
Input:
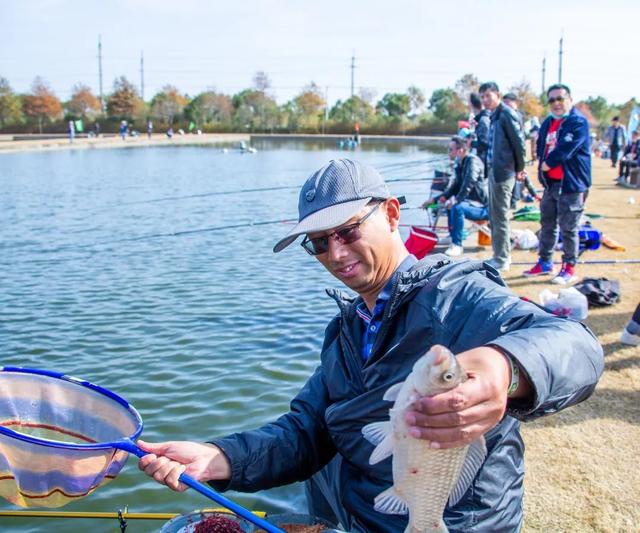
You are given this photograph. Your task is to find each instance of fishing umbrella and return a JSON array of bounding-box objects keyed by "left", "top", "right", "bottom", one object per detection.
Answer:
[{"left": 0, "top": 366, "right": 283, "bottom": 533}]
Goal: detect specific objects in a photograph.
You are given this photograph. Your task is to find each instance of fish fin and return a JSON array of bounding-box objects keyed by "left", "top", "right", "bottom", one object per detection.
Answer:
[
  {"left": 361, "top": 421, "right": 392, "bottom": 446},
  {"left": 448, "top": 436, "right": 487, "bottom": 507},
  {"left": 373, "top": 486, "right": 408, "bottom": 515},
  {"left": 368, "top": 432, "right": 394, "bottom": 464},
  {"left": 383, "top": 381, "right": 404, "bottom": 402}
]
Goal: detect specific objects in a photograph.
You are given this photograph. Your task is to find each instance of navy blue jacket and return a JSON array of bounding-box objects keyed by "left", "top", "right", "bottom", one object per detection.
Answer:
[
  {"left": 211, "top": 256, "right": 603, "bottom": 532},
  {"left": 537, "top": 107, "right": 592, "bottom": 193}
]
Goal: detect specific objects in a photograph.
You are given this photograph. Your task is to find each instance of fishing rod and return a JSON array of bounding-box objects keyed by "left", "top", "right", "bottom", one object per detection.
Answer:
[
  {"left": 510, "top": 259, "right": 640, "bottom": 265},
  {"left": 0, "top": 509, "right": 267, "bottom": 520},
  {"left": 116, "top": 157, "right": 450, "bottom": 207},
  {"left": 87, "top": 198, "right": 430, "bottom": 246}
]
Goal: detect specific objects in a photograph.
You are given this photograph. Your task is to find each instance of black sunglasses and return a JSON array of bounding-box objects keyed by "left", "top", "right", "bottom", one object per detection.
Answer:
[
  {"left": 301, "top": 202, "right": 383, "bottom": 255},
  {"left": 548, "top": 96, "right": 567, "bottom": 104}
]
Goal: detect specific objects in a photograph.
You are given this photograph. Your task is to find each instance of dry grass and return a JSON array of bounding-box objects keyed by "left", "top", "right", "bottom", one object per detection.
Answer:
[{"left": 464, "top": 157, "right": 640, "bottom": 532}]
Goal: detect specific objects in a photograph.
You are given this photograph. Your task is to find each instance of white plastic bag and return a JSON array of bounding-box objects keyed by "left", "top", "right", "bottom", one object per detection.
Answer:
[
  {"left": 539, "top": 287, "right": 588, "bottom": 320},
  {"left": 512, "top": 229, "right": 539, "bottom": 250}
]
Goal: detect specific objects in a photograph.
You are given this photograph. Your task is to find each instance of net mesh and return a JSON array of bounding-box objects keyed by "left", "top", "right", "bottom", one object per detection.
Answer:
[{"left": 0, "top": 370, "right": 141, "bottom": 508}]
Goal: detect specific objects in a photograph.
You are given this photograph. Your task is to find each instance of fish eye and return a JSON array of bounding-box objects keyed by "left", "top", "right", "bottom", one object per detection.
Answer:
[{"left": 442, "top": 372, "right": 454, "bottom": 382}]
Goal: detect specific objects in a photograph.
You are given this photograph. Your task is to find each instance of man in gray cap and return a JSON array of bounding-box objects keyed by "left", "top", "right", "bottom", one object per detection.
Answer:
[{"left": 138, "top": 158, "right": 603, "bottom": 532}]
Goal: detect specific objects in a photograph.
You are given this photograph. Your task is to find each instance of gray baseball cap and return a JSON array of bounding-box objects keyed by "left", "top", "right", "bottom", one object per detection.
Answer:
[{"left": 273, "top": 159, "right": 390, "bottom": 253}]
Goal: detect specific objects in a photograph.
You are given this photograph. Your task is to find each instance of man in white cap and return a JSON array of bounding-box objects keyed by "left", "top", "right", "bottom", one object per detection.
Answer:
[{"left": 138, "top": 159, "right": 602, "bottom": 532}]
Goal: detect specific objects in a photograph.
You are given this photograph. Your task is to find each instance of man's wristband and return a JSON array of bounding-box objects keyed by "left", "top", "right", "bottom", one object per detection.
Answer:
[{"left": 505, "top": 355, "right": 520, "bottom": 397}]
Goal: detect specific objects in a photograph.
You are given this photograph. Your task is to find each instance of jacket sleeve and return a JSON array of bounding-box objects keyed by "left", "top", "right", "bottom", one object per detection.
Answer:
[
  {"left": 208, "top": 365, "right": 337, "bottom": 492},
  {"left": 456, "top": 156, "right": 483, "bottom": 203},
  {"left": 472, "top": 113, "right": 491, "bottom": 154},
  {"left": 442, "top": 170, "right": 462, "bottom": 199},
  {"left": 544, "top": 117, "right": 589, "bottom": 169},
  {"left": 434, "top": 267, "right": 604, "bottom": 422},
  {"left": 501, "top": 110, "right": 526, "bottom": 172}
]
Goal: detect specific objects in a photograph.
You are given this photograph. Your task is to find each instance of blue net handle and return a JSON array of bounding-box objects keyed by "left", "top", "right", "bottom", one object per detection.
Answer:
[{"left": 117, "top": 439, "right": 285, "bottom": 533}]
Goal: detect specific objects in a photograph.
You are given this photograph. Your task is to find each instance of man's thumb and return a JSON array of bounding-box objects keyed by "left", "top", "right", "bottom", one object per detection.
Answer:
[{"left": 136, "top": 439, "right": 169, "bottom": 455}]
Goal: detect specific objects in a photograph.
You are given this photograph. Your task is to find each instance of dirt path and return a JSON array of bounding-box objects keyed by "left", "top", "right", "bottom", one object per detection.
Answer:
[{"left": 467, "top": 157, "right": 639, "bottom": 532}]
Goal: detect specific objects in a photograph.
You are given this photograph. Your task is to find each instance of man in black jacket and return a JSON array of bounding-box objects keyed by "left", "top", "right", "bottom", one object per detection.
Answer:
[
  {"left": 427, "top": 136, "right": 488, "bottom": 257},
  {"left": 469, "top": 92, "right": 491, "bottom": 175},
  {"left": 137, "top": 159, "right": 603, "bottom": 532},
  {"left": 480, "top": 82, "right": 527, "bottom": 271}
]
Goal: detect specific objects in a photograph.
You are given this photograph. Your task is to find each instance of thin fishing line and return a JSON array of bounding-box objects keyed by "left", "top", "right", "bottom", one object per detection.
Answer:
[{"left": 114, "top": 157, "right": 449, "bottom": 207}]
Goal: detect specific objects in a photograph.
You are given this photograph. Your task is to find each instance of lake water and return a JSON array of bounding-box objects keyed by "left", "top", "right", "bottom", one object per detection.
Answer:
[{"left": 0, "top": 139, "right": 446, "bottom": 532}]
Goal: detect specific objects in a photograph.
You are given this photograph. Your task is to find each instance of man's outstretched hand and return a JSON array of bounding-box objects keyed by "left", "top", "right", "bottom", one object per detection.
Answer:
[{"left": 137, "top": 439, "right": 231, "bottom": 492}]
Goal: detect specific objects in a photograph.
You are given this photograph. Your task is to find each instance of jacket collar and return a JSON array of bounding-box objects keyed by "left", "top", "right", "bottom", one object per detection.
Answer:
[{"left": 326, "top": 255, "right": 453, "bottom": 319}]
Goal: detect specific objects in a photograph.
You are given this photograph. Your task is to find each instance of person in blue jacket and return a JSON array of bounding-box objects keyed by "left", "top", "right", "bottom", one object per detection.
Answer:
[
  {"left": 523, "top": 84, "right": 592, "bottom": 284},
  {"left": 137, "top": 159, "right": 603, "bottom": 532}
]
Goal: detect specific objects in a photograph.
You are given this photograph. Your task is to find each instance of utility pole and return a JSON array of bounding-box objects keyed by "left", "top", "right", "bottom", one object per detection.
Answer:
[
  {"left": 558, "top": 33, "right": 564, "bottom": 84},
  {"left": 98, "top": 34, "right": 104, "bottom": 112},
  {"left": 140, "top": 51, "right": 145, "bottom": 101},
  {"left": 350, "top": 52, "right": 356, "bottom": 98},
  {"left": 541, "top": 54, "right": 546, "bottom": 94}
]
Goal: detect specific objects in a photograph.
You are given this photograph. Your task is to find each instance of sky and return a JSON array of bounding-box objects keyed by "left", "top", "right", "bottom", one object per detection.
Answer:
[{"left": 1, "top": 0, "right": 638, "bottom": 107}]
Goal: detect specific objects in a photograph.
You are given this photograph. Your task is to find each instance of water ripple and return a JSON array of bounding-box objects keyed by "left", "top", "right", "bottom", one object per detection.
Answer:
[{"left": 0, "top": 143, "right": 444, "bottom": 530}]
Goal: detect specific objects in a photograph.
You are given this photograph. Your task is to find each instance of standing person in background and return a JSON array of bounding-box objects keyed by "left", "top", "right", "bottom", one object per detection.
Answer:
[
  {"left": 529, "top": 116, "right": 541, "bottom": 162},
  {"left": 621, "top": 303, "right": 640, "bottom": 346},
  {"left": 67, "top": 120, "right": 75, "bottom": 144},
  {"left": 605, "top": 116, "right": 627, "bottom": 168},
  {"left": 503, "top": 93, "right": 524, "bottom": 129},
  {"left": 119, "top": 120, "right": 128, "bottom": 141},
  {"left": 503, "top": 94, "right": 539, "bottom": 207},
  {"left": 480, "top": 82, "right": 527, "bottom": 272},
  {"left": 523, "top": 84, "right": 591, "bottom": 284},
  {"left": 147, "top": 119, "right": 153, "bottom": 139},
  {"left": 469, "top": 92, "right": 491, "bottom": 177}
]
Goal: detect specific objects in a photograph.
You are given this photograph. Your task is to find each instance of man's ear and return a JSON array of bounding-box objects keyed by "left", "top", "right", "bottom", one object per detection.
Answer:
[{"left": 384, "top": 198, "right": 401, "bottom": 231}]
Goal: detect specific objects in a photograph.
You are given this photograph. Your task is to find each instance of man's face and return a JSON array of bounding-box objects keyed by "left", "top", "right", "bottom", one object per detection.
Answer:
[
  {"left": 308, "top": 200, "right": 398, "bottom": 296},
  {"left": 548, "top": 88, "right": 572, "bottom": 116},
  {"left": 480, "top": 90, "right": 500, "bottom": 111},
  {"left": 448, "top": 141, "right": 459, "bottom": 161}
]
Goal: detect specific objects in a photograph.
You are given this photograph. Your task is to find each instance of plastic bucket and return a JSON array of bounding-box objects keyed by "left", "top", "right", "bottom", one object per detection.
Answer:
[{"left": 404, "top": 226, "right": 438, "bottom": 259}]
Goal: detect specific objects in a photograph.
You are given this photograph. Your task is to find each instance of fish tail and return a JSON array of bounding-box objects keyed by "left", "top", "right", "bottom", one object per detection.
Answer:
[{"left": 404, "top": 519, "right": 449, "bottom": 533}]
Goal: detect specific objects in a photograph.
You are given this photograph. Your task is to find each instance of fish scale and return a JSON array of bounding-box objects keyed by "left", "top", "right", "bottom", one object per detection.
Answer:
[{"left": 394, "top": 435, "right": 468, "bottom": 531}]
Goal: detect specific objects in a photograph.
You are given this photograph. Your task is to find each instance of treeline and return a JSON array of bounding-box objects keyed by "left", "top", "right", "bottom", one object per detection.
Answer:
[{"left": 0, "top": 72, "right": 636, "bottom": 136}]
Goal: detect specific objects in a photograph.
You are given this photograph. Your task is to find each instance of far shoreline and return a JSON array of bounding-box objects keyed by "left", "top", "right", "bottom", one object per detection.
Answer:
[{"left": 0, "top": 133, "right": 450, "bottom": 154}]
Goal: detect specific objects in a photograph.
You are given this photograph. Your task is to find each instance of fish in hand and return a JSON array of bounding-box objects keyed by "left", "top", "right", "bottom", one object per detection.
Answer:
[{"left": 362, "top": 345, "right": 487, "bottom": 533}]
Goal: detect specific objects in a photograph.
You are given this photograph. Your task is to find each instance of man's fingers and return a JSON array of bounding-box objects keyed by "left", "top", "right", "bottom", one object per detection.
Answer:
[
  {"left": 417, "top": 385, "right": 473, "bottom": 415},
  {"left": 406, "top": 401, "right": 492, "bottom": 428},
  {"left": 165, "top": 464, "right": 188, "bottom": 492},
  {"left": 408, "top": 418, "right": 494, "bottom": 448}
]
